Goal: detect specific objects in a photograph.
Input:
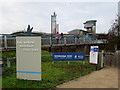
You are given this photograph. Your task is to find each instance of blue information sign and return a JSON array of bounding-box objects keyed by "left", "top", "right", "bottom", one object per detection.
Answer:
[
  {"left": 90, "top": 46, "right": 99, "bottom": 52},
  {"left": 52, "top": 53, "right": 85, "bottom": 61}
]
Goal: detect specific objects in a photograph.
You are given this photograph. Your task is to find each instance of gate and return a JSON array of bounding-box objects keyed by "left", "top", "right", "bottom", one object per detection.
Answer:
[{"left": 104, "top": 50, "right": 120, "bottom": 68}]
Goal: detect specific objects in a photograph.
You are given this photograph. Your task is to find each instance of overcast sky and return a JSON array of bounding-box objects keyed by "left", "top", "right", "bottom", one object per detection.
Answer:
[{"left": 0, "top": 1, "right": 118, "bottom": 34}]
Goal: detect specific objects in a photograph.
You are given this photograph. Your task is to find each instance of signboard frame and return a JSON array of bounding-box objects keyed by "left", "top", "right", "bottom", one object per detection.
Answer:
[
  {"left": 16, "top": 36, "right": 41, "bottom": 80},
  {"left": 90, "top": 46, "right": 99, "bottom": 64},
  {"left": 52, "top": 52, "right": 85, "bottom": 61}
]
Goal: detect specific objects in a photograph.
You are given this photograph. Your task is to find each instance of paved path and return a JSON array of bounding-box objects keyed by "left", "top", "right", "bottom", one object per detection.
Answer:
[{"left": 57, "top": 67, "right": 118, "bottom": 88}]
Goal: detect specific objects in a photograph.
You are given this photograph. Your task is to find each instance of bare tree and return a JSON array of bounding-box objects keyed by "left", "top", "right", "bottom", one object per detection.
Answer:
[{"left": 108, "top": 15, "right": 120, "bottom": 51}]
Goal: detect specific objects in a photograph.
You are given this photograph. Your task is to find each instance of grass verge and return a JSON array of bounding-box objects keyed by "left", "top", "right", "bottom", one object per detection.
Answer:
[{"left": 2, "top": 51, "right": 99, "bottom": 89}]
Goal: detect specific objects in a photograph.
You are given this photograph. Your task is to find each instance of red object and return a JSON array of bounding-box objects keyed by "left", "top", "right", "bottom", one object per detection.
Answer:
[{"left": 55, "top": 33, "right": 60, "bottom": 38}]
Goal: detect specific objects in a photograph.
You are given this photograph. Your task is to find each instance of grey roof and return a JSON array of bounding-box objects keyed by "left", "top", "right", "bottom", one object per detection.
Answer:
[{"left": 84, "top": 20, "right": 97, "bottom": 24}]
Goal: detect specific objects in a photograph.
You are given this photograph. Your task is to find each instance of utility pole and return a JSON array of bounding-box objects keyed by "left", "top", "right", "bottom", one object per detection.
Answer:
[
  {"left": 118, "top": 1, "right": 120, "bottom": 50},
  {"left": 118, "top": 1, "right": 120, "bottom": 36}
]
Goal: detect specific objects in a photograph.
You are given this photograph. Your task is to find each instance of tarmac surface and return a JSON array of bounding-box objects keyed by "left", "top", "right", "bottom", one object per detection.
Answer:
[{"left": 57, "top": 67, "right": 118, "bottom": 88}]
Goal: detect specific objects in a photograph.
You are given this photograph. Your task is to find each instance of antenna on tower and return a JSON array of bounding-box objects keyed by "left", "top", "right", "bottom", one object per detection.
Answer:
[
  {"left": 54, "top": 12, "right": 55, "bottom": 15},
  {"left": 53, "top": 12, "right": 57, "bottom": 17}
]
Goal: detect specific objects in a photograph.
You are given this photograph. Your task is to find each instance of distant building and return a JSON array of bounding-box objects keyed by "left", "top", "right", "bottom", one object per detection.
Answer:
[
  {"left": 68, "top": 29, "right": 88, "bottom": 36},
  {"left": 79, "top": 30, "right": 89, "bottom": 36},
  {"left": 83, "top": 20, "right": 97, "bottom": 35},
  {"left": 11, "top": 31, "right": 51, "bottom": 38},
  {"left": 68, "top": 29, "right": 80, "bottom": 35},
  {"left": 51, "top": 12, "right": 59, "bottom": 34},
  {"left": 56, "top": 24, "right": 59, "bottom": 33}
]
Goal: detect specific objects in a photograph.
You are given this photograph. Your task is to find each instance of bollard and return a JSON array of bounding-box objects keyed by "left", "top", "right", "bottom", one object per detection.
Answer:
[
  {"left": 0, "top": 59, "right": 3, "bottom": 76},
  {"left": 52, "top": 61, "right": 54, "bottom": 64},
  {"left": 68, "top": 61, "right": 70, "bottom": 65},
  {"left": 7, "top": 58, "right": 11, "bottom": 67},
  {"left": 83, "top": 61, "right": 85, "bottom": 64}
]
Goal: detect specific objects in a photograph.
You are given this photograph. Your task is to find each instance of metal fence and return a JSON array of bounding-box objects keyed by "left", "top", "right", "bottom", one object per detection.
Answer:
[
  {"left": 0, "top": 35, "right": 107, "bottom": 50},
  {"left": 102, "top": 50, "right": 120, "bottom": 68},
  {"left": 105, "top": 51, "right": 120, "bottom": 67}
]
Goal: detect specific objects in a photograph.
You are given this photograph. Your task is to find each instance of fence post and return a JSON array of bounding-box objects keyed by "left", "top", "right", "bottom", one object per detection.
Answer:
[
  {"left": 101, "top": 50, "right": 104, "bottom": 68},
  {"left": 84, "top": 39, "right": 86, "bottom": 44},
  {"left": 4, "top": 35, "right": 7, "bottom": 49},
  {"left": 50, "top": 37, "right": 52, "bottom": 46},
  {"left": 7, "top": 58, "right": 11, "bottom": 67},
  {"left": 64, "top": 37, "right": 66, "bottom": 45},
  {"left": 75, "top": 38, "right": 77, "bottom": 44}
]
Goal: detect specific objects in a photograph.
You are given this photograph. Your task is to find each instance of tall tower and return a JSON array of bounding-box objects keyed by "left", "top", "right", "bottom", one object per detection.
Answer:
[
  {"left": 51, "top": 12, "right": 57, "bottom": 34},
  {"left": 56, "top": 24, "right": 59, "bottom": 33}
]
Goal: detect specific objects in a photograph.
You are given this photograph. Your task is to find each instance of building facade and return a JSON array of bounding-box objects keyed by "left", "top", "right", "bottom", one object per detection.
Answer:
[{"left": 83, "top": 20, "right": 97, "bottom": 35}]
